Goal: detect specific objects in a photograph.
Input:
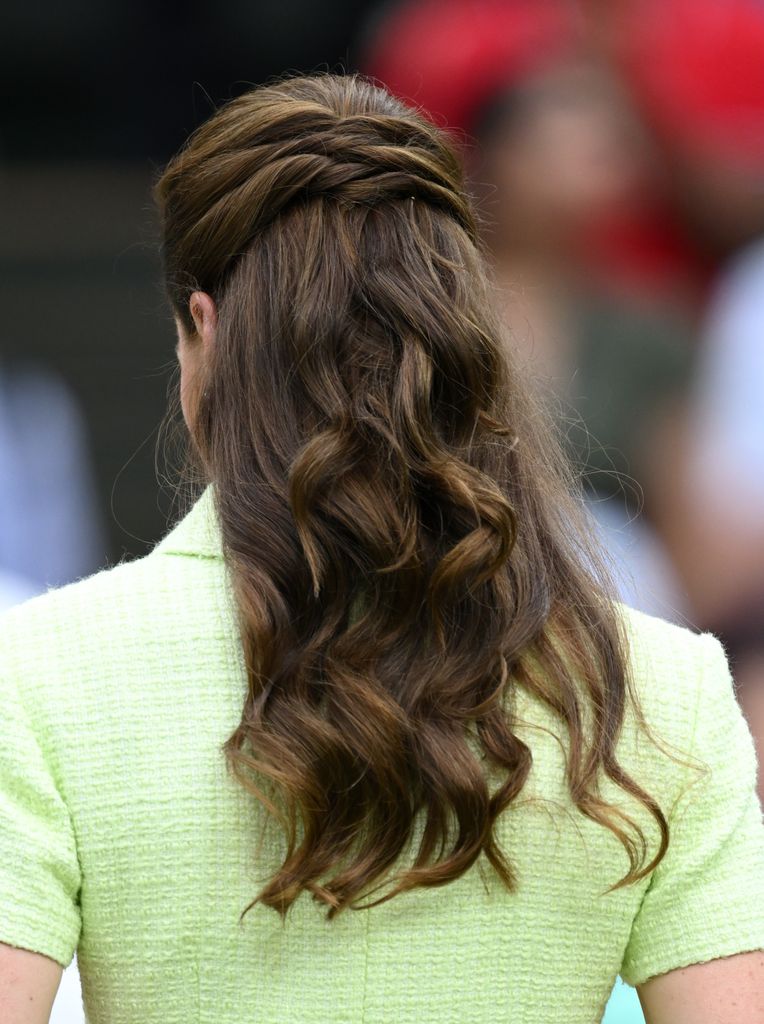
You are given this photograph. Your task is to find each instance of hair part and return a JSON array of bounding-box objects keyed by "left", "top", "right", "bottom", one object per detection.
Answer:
[{"left": 152, "top": 72, "right": 698, "bottom": 922}]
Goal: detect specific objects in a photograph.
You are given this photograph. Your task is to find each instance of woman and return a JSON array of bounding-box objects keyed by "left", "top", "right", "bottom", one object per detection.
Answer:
[{"left": 0, "top": 74, "right": 762, "bottom": 1024}]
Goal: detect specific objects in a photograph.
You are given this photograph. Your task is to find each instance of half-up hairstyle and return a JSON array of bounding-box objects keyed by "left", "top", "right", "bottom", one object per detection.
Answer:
[{"left": 152, "top": 73, "right": 693, "bottom": 922}]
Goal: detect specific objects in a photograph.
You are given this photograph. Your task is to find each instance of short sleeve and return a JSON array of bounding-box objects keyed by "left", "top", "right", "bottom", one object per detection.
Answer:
[
  {"left": 620, "top": 631, "right": 764, "bottom": 987},
  {"left": 0, "top": 659, "right": 82, "bottom": 968}
]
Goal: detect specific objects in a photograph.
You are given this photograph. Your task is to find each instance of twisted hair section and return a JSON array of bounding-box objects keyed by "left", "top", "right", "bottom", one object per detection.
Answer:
[{"left": 152, "top": 73, "right": 696, "bottom": 921}]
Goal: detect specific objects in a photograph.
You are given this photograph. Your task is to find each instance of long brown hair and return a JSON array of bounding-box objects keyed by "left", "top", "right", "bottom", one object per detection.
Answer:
[{"left": 152, "top": 72, "right": 693, "bottom": 922}]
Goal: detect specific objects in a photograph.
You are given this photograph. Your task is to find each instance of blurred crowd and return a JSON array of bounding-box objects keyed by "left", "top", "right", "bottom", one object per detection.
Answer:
[{"left": 3, "top": 0, "right": 763, "bottom": 853}]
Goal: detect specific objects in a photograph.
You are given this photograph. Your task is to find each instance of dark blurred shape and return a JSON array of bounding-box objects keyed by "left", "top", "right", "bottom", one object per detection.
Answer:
[{"left": 0, "top": 0, "right": 379, "bottom": 162}]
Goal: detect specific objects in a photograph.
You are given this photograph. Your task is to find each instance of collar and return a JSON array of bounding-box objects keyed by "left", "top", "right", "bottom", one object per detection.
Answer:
[{"left": 153, "top": 484, "right": 223, "bottom": 559}]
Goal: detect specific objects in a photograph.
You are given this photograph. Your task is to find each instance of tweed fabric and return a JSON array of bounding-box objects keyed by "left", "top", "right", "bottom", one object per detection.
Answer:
[{"left": 1, "top": 485, "right": 763, "bottom": 1023}]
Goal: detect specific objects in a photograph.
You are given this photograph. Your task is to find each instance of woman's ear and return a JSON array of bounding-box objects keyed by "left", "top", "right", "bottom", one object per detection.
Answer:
[{"left": 189, "top": 291, "right": 218, "bottom": 351}]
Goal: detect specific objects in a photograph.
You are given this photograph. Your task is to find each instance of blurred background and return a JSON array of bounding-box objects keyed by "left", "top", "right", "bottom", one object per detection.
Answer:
[{"left": 2, "top": 2, "right": 763, "bottom": 1022}]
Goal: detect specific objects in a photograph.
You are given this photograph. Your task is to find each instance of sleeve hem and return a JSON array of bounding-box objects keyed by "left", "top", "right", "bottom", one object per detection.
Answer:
[
  {"left": 621, "top": 930, "right": 764, "bottom": 988},
  {"left": 0, "top": 913, "right": 79, "bottom": 970}
]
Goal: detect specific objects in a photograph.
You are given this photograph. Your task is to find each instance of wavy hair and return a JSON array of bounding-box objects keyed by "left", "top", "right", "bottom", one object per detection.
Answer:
[{"left": 151, "top": 73, "right": 693, "bottom": 922}]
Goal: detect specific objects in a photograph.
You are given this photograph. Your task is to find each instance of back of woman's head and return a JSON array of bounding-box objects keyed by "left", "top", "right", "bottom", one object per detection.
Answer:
[{"left": 152, "top": 73, "right": 680, "bottom": 921}]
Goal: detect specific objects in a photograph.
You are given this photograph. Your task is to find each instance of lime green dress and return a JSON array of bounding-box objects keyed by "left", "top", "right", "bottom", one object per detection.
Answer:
[{"left": 1, "top": 487, "right": 763, "bottom": 1023}]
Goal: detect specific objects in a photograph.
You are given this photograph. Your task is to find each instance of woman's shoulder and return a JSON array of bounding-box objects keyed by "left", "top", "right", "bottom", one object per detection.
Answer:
[
  {"left": 0, "top": 542, "right": 200, "bottom": 671},
  {"left": 0, "top": 539, "right": 228, "bottom": 738},
  {"left": 0, "top": 485, "right": 222, "bottom": 649}
]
